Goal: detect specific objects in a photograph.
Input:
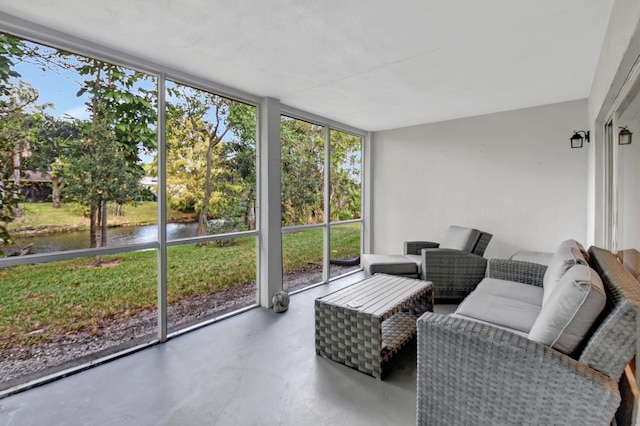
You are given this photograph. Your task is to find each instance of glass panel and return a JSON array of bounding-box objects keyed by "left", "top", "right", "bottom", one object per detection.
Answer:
[
  {"left": 616, "top": 104, "right": 640, "bottom": 251},
  {"left": 0, "top": 251, "right": 158, "bottom": 392},
  {"left": 0, "top": 33, "right": 158, "bottom": 255},
  {"left": 329, "top": 130, "right": 362, "bottom": 222},
  {"left": 281, "top": 116, "right": 325, "bottom": 226},
  {"left": 163, "top": 81, "right": 257, "bottom": 332},
  {"left": 329, "top": 222, "right": 361, "bottom": 279},
  {"left": 167, "top": 236, "right": 257, "bottom": 332},
  {"left": 282, "top": 228, "right": 324, "bottom": 292},
  {"left": 0, "top": 33, "right": 159, "bottom": 391},
  {"left": 164, "top": 81, "right": 257, "bottom": 241}
]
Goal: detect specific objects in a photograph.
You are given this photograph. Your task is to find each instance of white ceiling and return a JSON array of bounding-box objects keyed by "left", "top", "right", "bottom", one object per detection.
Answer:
[{"left": 0, "top": 0, "right": 613, "bottom": 131}]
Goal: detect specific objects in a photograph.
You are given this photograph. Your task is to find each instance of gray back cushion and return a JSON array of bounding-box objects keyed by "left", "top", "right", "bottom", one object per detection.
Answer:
[
  {"left": 542, "top": 240, "right": 588, "bottom": 304},
  {"left": 439, "top": 226, "right": 479, "bottom": 252},
  {"left": 529, "top": 263, "right": 606, "bottom": 355}
]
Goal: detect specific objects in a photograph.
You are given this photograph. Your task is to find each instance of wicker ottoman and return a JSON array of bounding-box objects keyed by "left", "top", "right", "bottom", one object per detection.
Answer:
[
  {"left": 361, "top": 253, "right": 420, "bottom": 278},
  {"left": 315, "top": 274, "right": 434, "bottom": 379}
]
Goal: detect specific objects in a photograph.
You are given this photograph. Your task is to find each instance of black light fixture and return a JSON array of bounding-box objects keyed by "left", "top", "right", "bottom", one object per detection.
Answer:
[
  {"left": 570, "top": 130, "right": 590, "bottom": 149},
  {"left": 619, "top": 126, "right": 632, "bottom": 145}
]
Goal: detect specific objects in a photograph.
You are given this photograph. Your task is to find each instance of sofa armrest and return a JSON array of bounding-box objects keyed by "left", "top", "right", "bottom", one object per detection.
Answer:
[
  {"left": 417, "top": 312, "right": 620, "bottom": 426},
  {"left": 421, "top": 249, "right": 487, "bottom": 299},
  {"left": 509, "top": 250, "right": 553, "bottom": 266},
  {"left": 404, "top": 240, "right": 439, "bottom": 255},
  {"left": 486, "top": 259, "right": 547, "bottom": 287}
]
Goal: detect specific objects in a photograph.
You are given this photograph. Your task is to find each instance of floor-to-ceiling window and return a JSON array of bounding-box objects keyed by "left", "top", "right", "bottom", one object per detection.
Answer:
[
  {"left": 0, "top": 29, "right": 365, "bottom": 395},
  {"left": 280, "top": 116, "right": 362, "bottom": 292},
  {"left": 614, "top": 75, "right": 640, "bottom": 253},
  {"left": 328, "top": 129, "right": 362, "bottom": 279},
  {"left": 603, "top": 59, "right": 640, "bottom": 254},
  {"left": 280, "top": 116, "right": 326, "bottom": 291},
  {"left": 0, "top": 34, "right": 160, "bottom": 391},
  {"left": 163, "top": 80, "right": 258, "bottom": 333}
]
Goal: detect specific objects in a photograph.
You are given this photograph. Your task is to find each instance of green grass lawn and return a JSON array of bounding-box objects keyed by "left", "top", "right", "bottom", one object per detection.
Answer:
[
  {"left": 8, "top": 201, "right": 194, "bottom": 233},
  {"left": 8, "top": 202, "right": 90, "bottom": 231},
  {"left": 0, "top": 223, "right": 360, "bottom": 346}
]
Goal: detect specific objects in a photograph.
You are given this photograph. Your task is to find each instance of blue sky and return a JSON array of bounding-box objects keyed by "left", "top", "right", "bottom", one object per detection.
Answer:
[
  {"left": 13, "top": 54, "right": 91, "bottom": 121},
  {"left": 8, "top": 38, "right": 260, "bottom": 168}
]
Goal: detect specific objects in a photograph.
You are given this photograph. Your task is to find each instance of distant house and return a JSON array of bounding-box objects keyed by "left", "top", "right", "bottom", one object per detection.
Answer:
[
  {"left": 17, "top": 170, "right": 52, "bottom": 202},
  {"left": 140, "top": 176, "right": 157, "bottom": 191}
]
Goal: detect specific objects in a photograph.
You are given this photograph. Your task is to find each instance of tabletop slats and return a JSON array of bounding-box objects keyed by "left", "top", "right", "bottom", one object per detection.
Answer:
[{"left": 319, "top": 274, "right": 430, "bottom": 317}]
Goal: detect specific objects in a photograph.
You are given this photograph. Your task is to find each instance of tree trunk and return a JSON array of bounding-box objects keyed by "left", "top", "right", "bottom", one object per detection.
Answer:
[
  {"left": 197, "top": 137, "right": 216, "bottom": 237},
  {"left": 51, "top": 176, "right": 63, "bottom": 209},
  {"left": 101, "top": 198, "right": 108, "bottom": 248},
  {"left": 245, "top": 199, "right": 256, "bottom": 230},
  {"left": 89, "top": 200, "right": 98, "bottom": 248},
  {"left": 96, "top": 199, "right": 103, "bottom": 248},
  {"left": 12, "top": 149, "right": 22, "bottom": 218}
]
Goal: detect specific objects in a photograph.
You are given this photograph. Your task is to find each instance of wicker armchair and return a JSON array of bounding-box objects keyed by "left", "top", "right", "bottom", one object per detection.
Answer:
[
  {"left": 404, "top": 228, "right": 493, "bottom": 300},
  {"left": 416, "top": 246, "right": 640, "bottom": 425}
]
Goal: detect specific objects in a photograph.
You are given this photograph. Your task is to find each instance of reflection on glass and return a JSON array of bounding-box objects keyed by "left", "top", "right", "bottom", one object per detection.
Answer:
[
  {"left": 282, "top": 228, "right": 324, "bottom": 292},
  {"left": 330, "top": 130, "right": 362, "bottom": 222},
  {"left": 167, "top": 236, "right": 257, "bottom": 333},
  {"left": 0, "top": 251, "right": 157, "bottom": 391},
  {"left": 329, "top": 223, "right": 361, "bottom": 279},
  {"left": 281, "top": 116, "right": 325, "bottom": 226}
]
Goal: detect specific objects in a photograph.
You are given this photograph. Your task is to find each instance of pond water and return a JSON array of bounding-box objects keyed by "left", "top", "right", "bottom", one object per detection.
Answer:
[{"left": 9, "top": 222, "right": 200, "bottom": 254}]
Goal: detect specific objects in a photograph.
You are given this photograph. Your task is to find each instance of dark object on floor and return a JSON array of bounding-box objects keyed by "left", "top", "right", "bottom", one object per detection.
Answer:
[{"left": 329, "top": 256, "right": 360, "bottom": 267}]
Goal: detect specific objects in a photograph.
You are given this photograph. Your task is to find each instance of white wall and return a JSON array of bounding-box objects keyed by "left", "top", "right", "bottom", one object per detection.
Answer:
[{"left": 370, "top": 100, "right": 588, "bottom": 259}]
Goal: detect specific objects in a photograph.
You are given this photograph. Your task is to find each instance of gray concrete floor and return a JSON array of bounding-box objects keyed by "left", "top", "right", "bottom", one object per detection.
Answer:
[{"left": 0, "top": 272, "right": 456, "bottom": 426}]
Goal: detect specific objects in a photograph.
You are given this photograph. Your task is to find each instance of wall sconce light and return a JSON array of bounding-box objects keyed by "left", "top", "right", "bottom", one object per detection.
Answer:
[
  {"left": 570, "top": 130, "right": 590, "bottom": 149},
  {"left": 619, "top": 126, "right": 632, "bottom": 145}
]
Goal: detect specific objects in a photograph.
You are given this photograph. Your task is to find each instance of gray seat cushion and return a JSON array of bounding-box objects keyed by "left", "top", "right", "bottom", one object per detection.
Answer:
[
  {"left": 361, "top": 254, "right": 419, "bottom": 277},
  {"left": 405, "top": 254, "right": 422, "bottom": 274},
  {"left": 474, "top": 278, "right": 544, "bottom": 306},
  {"left": 453, "top": 278, "right": 542, "bottom": 333}
]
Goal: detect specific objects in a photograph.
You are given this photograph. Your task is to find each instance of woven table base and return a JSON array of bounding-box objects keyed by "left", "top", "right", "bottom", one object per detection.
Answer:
[{"left": 315, "top": 274, "right": 434, "bottom": 379}]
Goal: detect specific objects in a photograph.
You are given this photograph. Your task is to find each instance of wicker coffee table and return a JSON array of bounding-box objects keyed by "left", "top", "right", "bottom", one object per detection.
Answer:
[{"left": 315, "top": 274, "right": 434, "bottom": 379}]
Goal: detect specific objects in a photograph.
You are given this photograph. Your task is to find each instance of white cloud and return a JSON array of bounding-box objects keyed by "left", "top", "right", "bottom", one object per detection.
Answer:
[{"left": 60, "top": 105, "right": 91, "bottom": 121}]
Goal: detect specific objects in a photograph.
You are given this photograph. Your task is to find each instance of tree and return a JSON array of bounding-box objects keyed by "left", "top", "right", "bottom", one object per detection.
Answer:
[
  {"left": 167, "top": 85, "right": 255, "bottom": 235},
  {"left": 221, "top": 103, "right": 257, "bottom": 229},
  {"left": 63, "top": 103, "right": 144, "bottom": 250},
  {"left": 329, "top": 130, "right": 361, "bottom": 221},
  {"left": 63, "top": 54, "right": 156, "bottom": 248},
  {"left": 0, "top": 34, "right": 50, "bottom": 250},
  {"left": 29, "top": 114, "right": 82, "bottom": 208},
  {"left": 280, "top": 118, "right": 325, "bottom": 226},
  {"left": 164, "top": 114, "right": 214, "bottom": 215},
  {"left": 0, "top": 34, "right": 28, "bottom": 247}
]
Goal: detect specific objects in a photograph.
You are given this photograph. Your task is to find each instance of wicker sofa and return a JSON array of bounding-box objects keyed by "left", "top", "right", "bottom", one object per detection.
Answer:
[{"left": 416, "top": 244, "right": 640, "bottom": 425}]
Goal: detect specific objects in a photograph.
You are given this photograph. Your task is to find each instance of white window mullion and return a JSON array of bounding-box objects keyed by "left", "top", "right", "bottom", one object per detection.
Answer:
[
  {"left": 258, "top": 97, "right": 283, "bottom": 307},
  {"left": 157, "top": 73, "right": 168, "bottom": 342},
  {"left": 323, "top": 127, "right": 331, "bottom": 283}
]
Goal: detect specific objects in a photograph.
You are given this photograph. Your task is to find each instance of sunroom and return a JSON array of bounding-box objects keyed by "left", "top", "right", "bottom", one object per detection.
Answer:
[{"left": 0, "top": 0, "right": 639, "bottom": 424}]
